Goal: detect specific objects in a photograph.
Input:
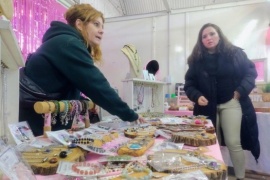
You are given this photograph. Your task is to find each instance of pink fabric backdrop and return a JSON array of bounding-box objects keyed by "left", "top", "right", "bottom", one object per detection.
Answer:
[{"left": 11, "top": 0, "right": 66, "bottom": 60}]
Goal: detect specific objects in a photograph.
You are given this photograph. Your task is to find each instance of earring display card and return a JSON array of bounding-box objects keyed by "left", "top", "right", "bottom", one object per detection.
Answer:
[
  {"left": 8, "top": 121, "right": 36, "bottom": 145},
  {"left": 46, "top": 130, "right": 74, "bottom": 146},
  {"left": 0, "top": 146, "right": 36, "bottom": 180}
]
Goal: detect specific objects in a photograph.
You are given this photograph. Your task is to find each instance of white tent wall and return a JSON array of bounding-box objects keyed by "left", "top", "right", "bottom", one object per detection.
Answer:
[{"left": 99, "top": 2, "right": 270, "bottom": 99}]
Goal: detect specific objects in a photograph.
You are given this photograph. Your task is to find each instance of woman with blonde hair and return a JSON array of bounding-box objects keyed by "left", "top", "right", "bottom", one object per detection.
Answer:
[{"left": 19, "top": 4, "right": 144, "bottom": 136}]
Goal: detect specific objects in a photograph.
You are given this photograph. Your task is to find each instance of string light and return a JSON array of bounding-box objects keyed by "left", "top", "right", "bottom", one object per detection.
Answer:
[{"left": 11, "top": 0, "right": 66, "bottom": 60}]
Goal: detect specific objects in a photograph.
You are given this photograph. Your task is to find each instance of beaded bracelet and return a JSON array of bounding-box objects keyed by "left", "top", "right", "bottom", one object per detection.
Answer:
[
  {"left": 60, "top": 100, "right": 69, "bottom": 125},
  {"left": 71, "top": 162, "right": 101, "bottom": 176},
  {"left": 80, "top": 100, "right": 87, "bottom": 115},
  {"left": 51, "top": 100, "right": 59, "bottom": 125}
]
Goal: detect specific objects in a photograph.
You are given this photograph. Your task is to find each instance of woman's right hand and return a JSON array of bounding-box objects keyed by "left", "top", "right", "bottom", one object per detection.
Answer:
[{"left": 198, "top": 96, "right": 208, "bottom": 106}]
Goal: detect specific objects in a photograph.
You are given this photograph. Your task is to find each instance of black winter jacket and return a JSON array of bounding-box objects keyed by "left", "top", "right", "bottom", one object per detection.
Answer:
[{"left": 184, "top": 47, "right": 260, "bottom": 161}]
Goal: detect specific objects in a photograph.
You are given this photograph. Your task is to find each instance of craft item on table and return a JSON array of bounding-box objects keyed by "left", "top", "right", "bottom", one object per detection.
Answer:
[
  {"left": 151, "top": 141, "right": 184, "bottom": 151},
  {"left": 46, "top": 130, "right": 72, "bottom": 146},
  {"left": 0, "top": 146, "right": 36, "bottom": 180},
  {"left": 97, "top": 119, "right": 130, "bottom": 130},
  {"left": 139, "top": 112, "right": 173, "bottom": 119},
  {"left": 157, "top": 124, "right": 205, "bottom": 132},
  {"left": 8, "top": 121, "right": 35, "bottom": 145},
  {"left": 162, "top": 170, "right": 208, "bottom": 180},
  {"left": 102, "top": 136, "right": 130, "bottom": 154},
  {"left": 159, "top": 117, "right": 189, "bottom": 125},
  {"left": 195, "top": 115, "right": 208, "bottom": 120},
  {"left": 72, "top": 138, "right": 94, "bottom": 145},
  {"left": 155, "top": 129, "right": 172, "bottom": 139},
  {"left": 124, "top": 125, "right": 156, "bottom": 138},
  {"left": 99, "top": 161, "right": 129, "bottom": 179},
  {"left": 71, "top": 162, "right": 102, "bottom": 176},
  {"left": 205, "top": 126, "right": 216, "bottom": 134},
  {"left": 189, "top": 119, "right": 208, "bottom": 127},
  {"left": 120, "top": 161, "right": 152, "bottom": 180},
  {"left": 146, "top": 118, "right": 162, "bottom": 126},
  {"left": 78, "top": 144, "right": 113, "bottom": 156},
  {"left": 117, "top": 136, "right": 155, "bottom": 157},
  {"left": 56, "top": 161, "right": 105, "bottom": 177},
  {"left": 171, "top": 131, "right": 216, "bottom": 147},
  {"left": 20, "top": 146, "right": 86, "bottom": 175},
  {"left": 147, "top": 150, "right": 227, "bottom": 180}
]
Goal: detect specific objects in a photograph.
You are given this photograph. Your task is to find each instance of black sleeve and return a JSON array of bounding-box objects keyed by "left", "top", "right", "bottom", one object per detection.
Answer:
[
  {"left": 47, "top": 35, "right": 138, "bottom": 122},
  {"left": 235, "top": 50, "right": 257, "bottom": 98},
  {"left": 184, "top": 64, "right": 203, "bottom": 103}
]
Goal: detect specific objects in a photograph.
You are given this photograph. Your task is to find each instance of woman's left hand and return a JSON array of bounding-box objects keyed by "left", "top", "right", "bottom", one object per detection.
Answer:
[{"left": 233, "top": 91, "right": 241, "bottom": 100}]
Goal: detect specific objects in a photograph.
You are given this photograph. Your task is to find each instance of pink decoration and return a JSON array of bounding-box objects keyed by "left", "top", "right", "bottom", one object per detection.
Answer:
[
  {"left": 11, "top": 0, "right": 67, "bottom": 60},
  {"left": 266, "top": 27, "right": 270, "bottom": 46},
  {"left": 194, "top": 119, "right": 202, "bottom": 124}
]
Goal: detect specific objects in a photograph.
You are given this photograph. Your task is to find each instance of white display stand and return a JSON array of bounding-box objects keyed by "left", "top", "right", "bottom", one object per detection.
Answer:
[
  {"left": 122, "top": 78, "right": 165, "bottom": 113},
  {"left": 0, "top": 20, "right": 24, "bottom": 143},
  {"left": 177, "top": 85, "right": 192, "bottom": 106}
]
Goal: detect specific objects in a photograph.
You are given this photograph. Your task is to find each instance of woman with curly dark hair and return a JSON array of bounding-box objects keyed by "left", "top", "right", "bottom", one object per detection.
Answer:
[{"left": 184, "top": 23, "right": 260, "bottom": 180}]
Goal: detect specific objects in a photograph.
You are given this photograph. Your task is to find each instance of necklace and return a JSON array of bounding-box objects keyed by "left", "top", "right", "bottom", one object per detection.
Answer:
[
  {"left": 122, "top": 45, "right": 141, "bottom": 76},
  {"left": 136, "top": 84, "right": 144, "bottom": 105}
]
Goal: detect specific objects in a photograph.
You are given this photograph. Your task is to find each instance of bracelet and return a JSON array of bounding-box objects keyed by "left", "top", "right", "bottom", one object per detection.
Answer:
[
  {"left": 51, "top": 100, "right": 59, "bottom": 125},
  {"left": 71, "top": 162, "right": 101, "bottom": 176},
  {"left": 60, "top": 100, "right": 69, "bottom": 125}
]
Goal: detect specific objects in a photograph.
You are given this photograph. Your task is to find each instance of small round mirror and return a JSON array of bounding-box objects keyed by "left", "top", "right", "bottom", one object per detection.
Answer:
[{"left": 146, "top": 60, "right": 159, "bottom": 75}]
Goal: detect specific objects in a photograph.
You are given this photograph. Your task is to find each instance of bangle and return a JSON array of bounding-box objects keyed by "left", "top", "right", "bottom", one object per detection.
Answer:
[{"left": 71, "top": 162, "right": 101, "bottom": 176}]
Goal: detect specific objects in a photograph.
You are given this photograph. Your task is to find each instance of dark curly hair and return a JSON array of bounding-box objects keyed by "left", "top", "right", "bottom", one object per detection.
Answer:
[{"left": 187, "top": 23, "right": 235, "bottom": 64}]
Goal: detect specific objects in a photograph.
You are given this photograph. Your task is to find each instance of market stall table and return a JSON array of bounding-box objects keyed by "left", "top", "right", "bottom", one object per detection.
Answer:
[{"left": 33, "top": 137, "right": 224, "bottom": 180}]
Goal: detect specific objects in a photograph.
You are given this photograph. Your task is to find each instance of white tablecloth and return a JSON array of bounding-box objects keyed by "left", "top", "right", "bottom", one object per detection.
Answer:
[{"left": 220, "top": 112, "right": 270, "bottom": 173}]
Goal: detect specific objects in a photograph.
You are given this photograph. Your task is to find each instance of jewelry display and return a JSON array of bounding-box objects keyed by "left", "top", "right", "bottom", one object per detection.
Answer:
[
  {"left": 121, "top": 44, "right": 142, "bottom": 78},
  {"left": 171, "top": 131, "right": 216, "bottom": 147},
  {"left": 59, "top": 100, "right": 69, "bottom": 125},
  {"left": 136, "top": 84, "right": 144, "bottom": 107},
  {"left": 71, "top": 162, "right": 102, "bottom": 176},
  {"left": 51, "top": 100, "right": 59, "bottom": 125},
  {"left": 106, "top": 155, "right": 132, "bottom": 162},
  {"left": 72, "top": 138, "right": 94, "bottom": 145},
  {"left": 20, "top": 145, "right": 86, "bottom": 175},
  {"left": 124, "top": 125, "right": 156, "bottom": 138},
  {"left": 122, "top": 161, "right": 152, "bottom": 180},
  {"left": 147, "top": 150, "right": 227, "bottom": 179},
  {"left": 8, "top": 121, "right": 35, "bottom": 145},
  {"left": 118, "top": 136, "right": 155, "bottom": 157},
  {"left": 139, "top": 112, "right": 173, "bottom": 119}
]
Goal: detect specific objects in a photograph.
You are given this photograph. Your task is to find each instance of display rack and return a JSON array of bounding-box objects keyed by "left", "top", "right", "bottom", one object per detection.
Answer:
[
  {"left": 177, "top": 84, "right": 192, "bottom": 106},
  {"left": 122, "top": 78, "right": 165, "bottom": 113},
  {"left": 0, "top": 20, "right": 24, "bottom": 143}
]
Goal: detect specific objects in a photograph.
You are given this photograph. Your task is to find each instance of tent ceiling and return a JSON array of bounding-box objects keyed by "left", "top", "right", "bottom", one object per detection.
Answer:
[{"left": 71, "top": 0, "right": 266, "bottom": 18}]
